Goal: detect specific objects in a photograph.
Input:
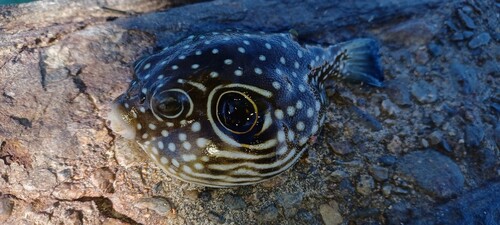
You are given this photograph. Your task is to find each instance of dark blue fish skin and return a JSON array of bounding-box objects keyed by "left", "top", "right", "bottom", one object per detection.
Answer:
[{"left": 110, "top": 32, "right": 383, "bottom": 187}]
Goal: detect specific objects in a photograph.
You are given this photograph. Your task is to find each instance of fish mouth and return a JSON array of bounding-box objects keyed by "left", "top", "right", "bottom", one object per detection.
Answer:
[{"left": 107, "top": 101, "right": 136, "bottom": 140}]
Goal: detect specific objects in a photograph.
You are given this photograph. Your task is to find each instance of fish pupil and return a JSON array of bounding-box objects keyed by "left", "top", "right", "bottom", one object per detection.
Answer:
[
  {"left": 158, "top": 96, "right": 182, "bottom": 116},
  {"left": 217, "top": 92, "right": 257, "bottom": 134}
]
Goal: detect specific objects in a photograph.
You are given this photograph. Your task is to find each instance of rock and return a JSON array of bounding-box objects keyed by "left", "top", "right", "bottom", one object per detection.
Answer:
[
  {"left": 427, "top": 42, "right": 442, "bottom": 57},
  {"left": 330, "top": 170, "right": 349, "bottom": 182},
  {"left": 319, "top": 201, "right": 343, "bottom": 225},
  {"left": 382, "top": 184, "right": 392, "bottom": 196},
  {"left": 223, "top": 194, "right": 246, "bottom": 210},
  {"left": 381, "top": 99, "right": 401, "bottom": 116},
  {"left": 465, "top": 124, "right": 484, "bottom": 148},
  {"left": 349, "top": 106, "right": 383, "bottom": 131},
  {"left": 468, "top": 32, "right": 491, "bottom": 49},
  {"left": 198, "top": 190, "right": 212, "bottom": 202},
  {"left": 296, "top": 209, "right": 318, "bottom": 224},
  {"left": 378, "top": 155, "right": 397, "bottom": 166},
  {"left": 386, "top": 80, "right": 412, "bottom": 107},
  {"left": 387, "top": 136, "right": 403, "bottom": 154},
  {"left": 428, "top": 131, "right": 444, "bottom": 145},
  {"left": 396, "top": 150, "right": 464, "bottom": 199},
  {"left": 208, "top": 211, "right": 225, "bottom": 224},
  {"left": 457, "top": 9, "right": 476, "bottom": 29},
  {"left": 412, "top": 181, "right": 500, "bottom": 225},
  {"left": 430, "top": 113, "right": 445, "bottom": 127},
  {"left": 385, "top": 202, "right": 411, "bottom": 225},
  {"left": 327, "top": 139, "right": 354, "bottom": 155},
  {"left": 258, "top": 204, "right": 279, "bottom": 222},
  {"left": 379, "top": 19, "right": 438, "bottom": 46},
  {"left": 134, "top": 197, "right": 172, "bottom": 215},
  {"left": 411, "top": 81, "right": 438, "bottom": 104},
  {"left": 369, "top": 165, "right": 389, "bottom": 181},
  {"left": 277, "top": 191, "right": 304, "bottom": 208},
  {"left": 356, "top": 175, "right": 375, "bottom": 195},
  {"left": 22, "top": 168, "right": 57, "bottom": 192},
  {"left": 0, "top": 197, "right": 14, "bottom": 222}
]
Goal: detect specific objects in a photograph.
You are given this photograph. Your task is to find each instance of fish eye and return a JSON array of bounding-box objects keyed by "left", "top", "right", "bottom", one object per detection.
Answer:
[
  {"left": 216, "top": 91, "right": 258, "bottom": 134},
  {"left": 151, "top": 89, "right": 193, "bottom": 119}
]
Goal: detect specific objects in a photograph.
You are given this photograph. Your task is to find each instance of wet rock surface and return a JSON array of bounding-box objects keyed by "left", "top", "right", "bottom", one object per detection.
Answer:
[{"left": 0, "top": 0, "right": 499, "bottom": 224}]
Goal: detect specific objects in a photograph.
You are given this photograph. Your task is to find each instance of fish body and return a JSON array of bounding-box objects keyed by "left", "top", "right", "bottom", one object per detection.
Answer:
[{"left": 108, "top": 32, "right": 383, "bottom": 187}]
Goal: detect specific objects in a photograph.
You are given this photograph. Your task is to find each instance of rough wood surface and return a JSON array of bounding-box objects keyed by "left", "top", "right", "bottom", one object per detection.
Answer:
[{"left": 1, "top": 0, "right": 498, "bottom": 224}]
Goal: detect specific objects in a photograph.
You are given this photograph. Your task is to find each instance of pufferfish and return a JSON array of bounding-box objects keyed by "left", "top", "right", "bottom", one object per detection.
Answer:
[{"left": 108, "top": 32, "right": 383, "bottom": 187}]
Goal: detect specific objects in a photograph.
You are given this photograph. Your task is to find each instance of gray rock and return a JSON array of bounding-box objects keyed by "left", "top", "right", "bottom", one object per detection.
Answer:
[
  {"left": 468, "top": 32, "right": 491, "bottom": 49},
  {"left": 386, "top": 80, "right": 412, "bottom": 107},
  {"left": 134, "top": 197, "right": 172, "bottom": 215},
  {"left": 277, "top": 191, "right": 304, "bottom": 208},
  {"left": 381, "top": 99, "right": 401, "bottom": 116},
  {"left": 369, "top": 165, "right": 390, "bottom": 181},
  {"left": 0, "top": 197, "right": 14, "bottom": 222},
  {"left": 382, "top": 184, "right": 392, "bottom": 196},
  {"left": 396, "top": 150, "right": 464, "bottom": 199},
  {"left": 427, "top": 42, "right": 442, "bottom": 57},
  {"left": 379, "top": 155, "right": 397, "bottom": 166},
  {"left": 387, "top": 136, "right": 403, "bottom": 154},
  {"left": 411, "top": 181, "right": 500, "bottom": 225},
  {"left": 428, "top": 131, "right": 444, "bottom": 145},
  {"left": 320, "top": 201, "right": 343, "bottom": 225},
  {"left": 327, "top": 139, "right": 354, "bottom": 155},
  {"left": 430, "top": 113, "right": 445, "bottom": 127},
  {"left": 223, "top": 194, "right": 246, "bottom": 210},
  {"left": 356, "top": 175, "right": 375, "bottom": 195},
  {"left": 465, "top": 124, "right": 484, "bottom": 148},
  {"left": 208, "top": 211, "right": 225, "bottom": 224},
  {"left": 296, "top": 209, "right": 319, "bottom": 224},
  {"left": 258, "top": 204, "right": 279, "bottom": 222},
  {"left": 411, "top": 81, "right": 438, "bottom": 104},
  {"left": 457, "top": 9, "right": 477, "bottom": 29}
]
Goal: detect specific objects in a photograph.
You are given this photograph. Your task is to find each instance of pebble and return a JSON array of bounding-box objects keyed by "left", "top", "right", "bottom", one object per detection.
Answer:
[
  {"left": 223, "top": 194, "right": 246, "bottom": 210},
  {"left": 258, "top": 204, "right": 279, "bottom": 222},
  {"left": 396, "top": 150, "right": 464, "bottom": 198},
  {"left": 465, "top": 124, "right": 484, "bottom": 148},
  {"left": 277, "top": 191, "right": 304, "bottom": 208},
  {"left": 198, "top": 190, "right": 212, "bottom": 202},
  {"left": 134, "top": 197, "right": 172, "bottom": 215},
  {"left": 330, "top": 170, "right": 348, "bottom": 182},
  {"left": 319, "top": 201, "right": 343, "bottom": 225},
  {"left": 427, "top": 42, "right": 442, "bottom": 57},
  {"left": 428, "top": 131, "right": 443, "bottom": 145},
  {"left": 382, "top": 184, "right": 392, "bottom": 196},
  {"left": 411, "top": 81, "right": 438, "bottom": 104},
  {"left": 296, "top": 209, "right": 318, "bottom": 224},
  {"left": 378, "top": 155, "right": 397, "bottom": 166},
  {"left": 381, "top": 99, "right": 401, "bottom": 116},
  {"left": 386, "top": 80, "right": 412, "bottom": 107},
  {"left": 369, "top": 165, "right": 389, "bottom": 181},
  {"left": 327, "top": 140, "right": 354, "bottom": 155},
  {"left": 457, "top": 9, "right": 476, "bottom": 29},
  {"left": 0, "top": 197, "right": 14, "bottom": 221},
  {"left": 349, "top": 106, "right": 383, "bottom": 131},
  {"left": 208, "top": 211, "right": 225, "bottom": 224},
  {"left": 468, "top": 32, "right": 491, "bottom": 49},
  {"left": 356, "top": 175, "right": 375, "bottom": 195},
  {"left": 387, "top": 135, "right": 403, "bottom": 154},
  {"left": 430, "top": 113, "right": 445, "bottom": 127}
]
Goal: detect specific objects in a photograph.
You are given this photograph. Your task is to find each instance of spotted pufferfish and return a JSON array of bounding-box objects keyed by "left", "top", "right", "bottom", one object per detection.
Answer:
[{"left": 108, "top": 32, "right": 383, "bottom": 187}]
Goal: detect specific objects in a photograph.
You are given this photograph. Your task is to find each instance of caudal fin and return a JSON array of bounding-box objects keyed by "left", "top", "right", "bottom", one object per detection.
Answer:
[{"left": 334, "top": 38, "right": 384, "bottom": 87}]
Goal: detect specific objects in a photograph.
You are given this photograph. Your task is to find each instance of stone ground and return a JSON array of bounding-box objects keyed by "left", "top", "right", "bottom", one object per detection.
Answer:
[{"left": 0, "top": 0, "right": 498, "bottom": 224}]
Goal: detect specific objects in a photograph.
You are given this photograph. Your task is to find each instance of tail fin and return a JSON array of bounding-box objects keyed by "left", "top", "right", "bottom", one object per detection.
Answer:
[{"left": 331, "top": 38, "right": 384, "bottom": 87}]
